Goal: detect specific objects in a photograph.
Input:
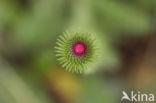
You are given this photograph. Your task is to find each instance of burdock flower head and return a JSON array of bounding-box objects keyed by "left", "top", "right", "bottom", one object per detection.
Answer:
[{"left": 55, "top": 32, "right": 98, "bottom": 73}]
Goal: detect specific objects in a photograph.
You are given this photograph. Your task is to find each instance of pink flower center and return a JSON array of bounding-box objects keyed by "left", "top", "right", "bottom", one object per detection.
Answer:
[{"left": 72, "top": 41, "right": 87, "bottom": 56}]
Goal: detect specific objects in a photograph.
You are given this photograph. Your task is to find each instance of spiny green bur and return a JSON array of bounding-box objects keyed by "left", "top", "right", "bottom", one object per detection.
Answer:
[{"left": 55, "top": 32, "right": 97, "bottom": 73}]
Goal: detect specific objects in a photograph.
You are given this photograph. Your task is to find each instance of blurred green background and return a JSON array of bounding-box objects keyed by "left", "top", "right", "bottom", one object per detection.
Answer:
[{"left": 0, "top": 0, "right": 156, "bottom": 103}]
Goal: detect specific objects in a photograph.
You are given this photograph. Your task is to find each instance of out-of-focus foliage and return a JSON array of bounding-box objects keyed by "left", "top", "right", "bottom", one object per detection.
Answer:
[
  {"left": 92, "top": 0, "right": 151, "bottom": 34},
  {"left": 0, "top": 0, "right": 155, "bottom": 103}
]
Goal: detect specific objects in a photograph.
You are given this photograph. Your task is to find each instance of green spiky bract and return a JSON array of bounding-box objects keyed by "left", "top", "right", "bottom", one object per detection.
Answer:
[{"left": 55, "top": 32, "right": 97, "bottom": 73}]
